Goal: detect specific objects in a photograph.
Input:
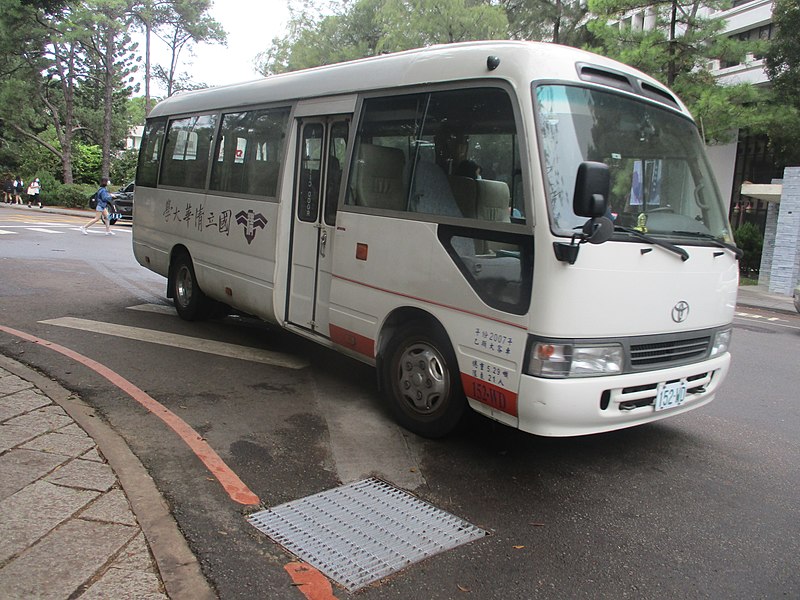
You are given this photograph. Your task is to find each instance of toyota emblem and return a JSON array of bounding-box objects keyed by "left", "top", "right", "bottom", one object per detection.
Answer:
[{"left": 672, "top": 301, "right": 690, "bottom": 323}]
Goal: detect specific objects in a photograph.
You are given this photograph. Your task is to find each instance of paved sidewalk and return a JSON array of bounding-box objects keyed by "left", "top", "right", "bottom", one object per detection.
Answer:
[
  {"left": 0, "top": 356, "right": 215, "bottom": 600},
  {"left": 735, "top": 284, "right": 797, "bottom": 315}
]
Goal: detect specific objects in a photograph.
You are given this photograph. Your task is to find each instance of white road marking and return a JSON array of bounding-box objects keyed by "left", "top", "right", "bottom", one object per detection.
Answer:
[
  {"left": 26, "top": 227, "right": 64, "bottom": 234},
  {"left": 734, "top": 314, "right": 800, "bottom": 331},
  {"left": 127, "top": 303, "right": 176, "bottom": 315},
  {"left": 0, "top": 229, "right": 17, "bottom": 235},
  {"left": 734, "top": 311, "right": 782, "bottom": 322},
  {"left": 39, "top": 317, "right": 309, "bottom": 369}
]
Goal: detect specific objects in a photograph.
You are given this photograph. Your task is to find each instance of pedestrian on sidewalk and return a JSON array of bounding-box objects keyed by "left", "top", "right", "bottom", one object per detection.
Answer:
[
  {"left": 2, "top": 177, "right": 13, "bottom": 203},
  {"left": 13, "top": 176, "right": 24, "bottom": 204},
  {"left": 80, "top": 178, "right": 116, "bottom": 236},
  {"left": 26, "top": 178, "right": 41, "bottom": 208}
]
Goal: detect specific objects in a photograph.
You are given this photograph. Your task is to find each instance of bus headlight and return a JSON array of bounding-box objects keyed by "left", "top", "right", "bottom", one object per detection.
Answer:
[
  {"left": 526, "top": 342, "right": 623, "bottom": 378},
  {"left": 709, "top": 328, "right": 731, "bottom": 357}
]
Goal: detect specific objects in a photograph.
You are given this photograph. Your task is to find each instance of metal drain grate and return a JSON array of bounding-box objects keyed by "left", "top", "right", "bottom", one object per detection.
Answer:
[{"left": 247, "top": 477, "right": 486, "bottom": 591}]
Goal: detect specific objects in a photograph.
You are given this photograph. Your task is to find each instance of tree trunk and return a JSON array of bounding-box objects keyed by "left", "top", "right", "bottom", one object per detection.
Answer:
[
  {"left": 51, "top": 40, "right": 78, "bottom": 185},
  {"left": 145, "top": 19, "right": 152, "bottom": 115},
  {"left": 553, "top": 0, "right": 562, "bottom": 44},
  {"left": 668, "top": 0, "right": 678, "bottom": 87},
  {"left": 102, "top": 23, "right": 116, "bottom": 180}
]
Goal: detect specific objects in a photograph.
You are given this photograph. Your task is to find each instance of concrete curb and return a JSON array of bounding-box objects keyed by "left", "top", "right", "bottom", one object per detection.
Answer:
[
  {"left": 0, "top": 354, "right": 216, "bottom": 600},
  {"left": 737, "top": 301, "right": 797, "bottom": 317}
]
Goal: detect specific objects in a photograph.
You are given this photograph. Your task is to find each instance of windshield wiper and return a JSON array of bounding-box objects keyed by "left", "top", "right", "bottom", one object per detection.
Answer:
[
  {"left": 672, "top": 231, "right": 744, "bottom": 260},
  {"left": 613, "top": 225, "right": 690, "bottom": 261}
]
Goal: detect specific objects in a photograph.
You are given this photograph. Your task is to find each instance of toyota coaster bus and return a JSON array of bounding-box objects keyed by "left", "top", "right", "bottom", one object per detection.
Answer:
[{"left": 132, "top": 41, "right": 740, "bottom": 438}]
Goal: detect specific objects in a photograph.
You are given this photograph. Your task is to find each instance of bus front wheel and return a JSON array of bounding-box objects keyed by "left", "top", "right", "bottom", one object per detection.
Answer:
[
  {"left": 381, "top": 322, "right": 466, "bottom": 438},
  {"left": 170, "top": 252, "right": 207, "bottom": 321}
]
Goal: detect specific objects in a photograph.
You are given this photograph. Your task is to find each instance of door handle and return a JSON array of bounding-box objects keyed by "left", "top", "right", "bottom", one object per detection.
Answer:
[{"left": 320, "top": 229, "right": 328, "bottom": 257}]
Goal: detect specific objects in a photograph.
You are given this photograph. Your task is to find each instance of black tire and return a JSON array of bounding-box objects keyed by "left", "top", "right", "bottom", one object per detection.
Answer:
[
  {"left": 380, "top": 321, "right": 466, "bottom": 438},
  {"left": 170, "top": 252, "right": 208, "bottom": 321}
]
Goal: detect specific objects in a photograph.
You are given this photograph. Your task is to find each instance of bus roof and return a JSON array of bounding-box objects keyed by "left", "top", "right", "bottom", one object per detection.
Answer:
[{"left": 148, "top": 40, "right": 686, "bottom": 118}]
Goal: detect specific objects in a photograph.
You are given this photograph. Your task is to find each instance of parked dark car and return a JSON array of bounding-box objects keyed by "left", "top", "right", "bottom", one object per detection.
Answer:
[
  {"left": 89, "top": 181, "right": 134, "bottom": 225},
  {"left": 109, "top": 181, "right": 134, "bottom": 224},
  {"left": 794, "top": 284, "right": 800, "bottom": 314}
]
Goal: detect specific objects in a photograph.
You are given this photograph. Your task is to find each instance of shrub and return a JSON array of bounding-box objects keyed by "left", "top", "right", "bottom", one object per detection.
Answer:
[
  {"left": 31, "top": 172, "right": 60, "bottom": 205},
  {"left": 53, "top": 183, "right": 98, "bottom": 208},
  {"left": 734, "top": 222, "right": 764, "bottom": 275}
]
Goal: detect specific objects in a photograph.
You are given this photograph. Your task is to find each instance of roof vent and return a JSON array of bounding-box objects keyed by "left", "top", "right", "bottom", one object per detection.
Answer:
[
  {"left": 577, "top": 64, "right": 634, "bottom": 92},
  {"left": 640, "top": 81, "right": 680, "bottom": 109}
]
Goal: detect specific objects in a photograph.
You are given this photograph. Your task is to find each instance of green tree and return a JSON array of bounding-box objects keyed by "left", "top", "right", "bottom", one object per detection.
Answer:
[
  {"left": 260, "top": 0, "right": 507, "bottom": 75},
  {"left": 79, "top": 0, "right": 141, "bottom": 178},
  {"left": 733, "top": 221, "right": 763, "bottom": 276},
  {"left": 151, "top": 0, "right": 226, "bottom": 96},
  {"left": 765, "top": 0, "right": 800, "bottom": 165},
  {"left": 503, "top": 0, "right": 592, "bottom": 46},
  {"left": 129, "top": 0, "right": 173, "bottom": 114},
  {"left": 110, "top": 147, "right": 139, "bottom": 184},
  {"left": 586, "top": 0, "right": 767, "bottom": 144},
  {"left": 73, "top": 142, "right": 103, "bottom": 183}
]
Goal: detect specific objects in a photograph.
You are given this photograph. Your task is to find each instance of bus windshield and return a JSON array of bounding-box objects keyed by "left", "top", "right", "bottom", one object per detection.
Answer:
[{"left": 535, "top": 85, "right": 733, "bottom": 244}]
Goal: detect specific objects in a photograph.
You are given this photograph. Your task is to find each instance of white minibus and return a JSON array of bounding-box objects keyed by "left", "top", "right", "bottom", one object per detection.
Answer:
[{"left": 133, "top": 41, "right": 740, "bottom": 438}]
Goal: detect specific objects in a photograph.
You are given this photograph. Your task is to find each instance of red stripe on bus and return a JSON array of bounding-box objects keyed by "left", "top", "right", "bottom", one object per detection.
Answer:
[
  {"left": 0, "top": 324, "right": 260, "bottom": 506},
  {"left": 329, "top": 324, "right": 375, "bottom": 359},
  {"left": 332, "top": 274, "right": 528, "bottom": 330},
  {"left": 284, "top": 562, "right": 338, "bottom": 600},
  {"left": 460, "top": 373, "right": 519, "bottom": 417}
]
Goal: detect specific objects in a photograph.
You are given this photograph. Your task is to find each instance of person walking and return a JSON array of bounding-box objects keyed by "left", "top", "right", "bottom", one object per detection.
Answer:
[
  {"left": 13, "top": 176, "right": 24, "bottom": 205},
  {"left": 80, "top": 178, "right": 116, "bottom": 236},
  {"left": 26, "top": 178, "right": 41, "bottom": 208},
  {"left": 2, "top": 178, "right": 13, "bottom": 203}
]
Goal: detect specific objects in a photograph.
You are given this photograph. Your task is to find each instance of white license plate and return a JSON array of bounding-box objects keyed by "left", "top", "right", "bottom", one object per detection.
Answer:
[{"left": 654, "top": 381, "right": 687, "bottom": 411}]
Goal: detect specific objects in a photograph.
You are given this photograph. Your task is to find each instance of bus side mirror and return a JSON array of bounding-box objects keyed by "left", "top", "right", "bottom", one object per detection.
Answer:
[{"left": 574, "top": 162, "right": 609, "bottom": 218}]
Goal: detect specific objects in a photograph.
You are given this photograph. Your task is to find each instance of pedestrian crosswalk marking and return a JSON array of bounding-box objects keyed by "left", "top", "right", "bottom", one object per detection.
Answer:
[
  {"left": 0, "top": 224, "right": 130, "bottom": 234},
  {"left": 39, "top": 316, "right": 308, "bottom": 369},
  {"left": 126, "top": 303, "right": 177, "bottom": 315},
  {"left": 26, "top": 227, "right": 65, "bottom": 234}
]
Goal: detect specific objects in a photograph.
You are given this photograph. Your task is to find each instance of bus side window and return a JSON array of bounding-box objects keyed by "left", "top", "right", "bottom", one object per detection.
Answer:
[
  {"left": 346, "top": 88, "right": 524, "bottom": 223},
  {"left": 160, "top": 114, "right": 217, "bottom": 190},
  {"left": 352, "top": 143, "right": 406, "bottom": 211},
  {"left": 323, "top": 120, "right": 349, "bottom": 225},
  {"left": 136, "top": 118, "right": 166, "bottom": 188},
  {"left": 210, "top": 108, "right": 290, "bottom": 198}
]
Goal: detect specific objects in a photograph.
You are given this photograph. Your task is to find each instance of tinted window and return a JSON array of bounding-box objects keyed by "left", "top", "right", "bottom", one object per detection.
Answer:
[
  {"left": 324, "top": 120, "right": 349, "bottom": 225},
  {"left": 347, "top": 88, "right": 525, "bottom": 224},
  {"left": 210, "top": 107, "right": 290, "bottom": 197},
  {"left": 160, "top": 114, "right": 217, "bottom": 189},
  {"left": 136, "top": 118, "right": 166, "bottom": 188},
  {"left": 297, "top": 123, "right": 324, "bottom": 222}
]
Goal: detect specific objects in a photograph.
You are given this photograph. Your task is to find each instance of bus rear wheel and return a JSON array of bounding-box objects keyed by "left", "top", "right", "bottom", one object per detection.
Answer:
[
  {"left": 171, "top": 252, "right": 208, "bottom": 321},
  {"left": 380, "top": 322, "right": 466, "bottom": 438}
]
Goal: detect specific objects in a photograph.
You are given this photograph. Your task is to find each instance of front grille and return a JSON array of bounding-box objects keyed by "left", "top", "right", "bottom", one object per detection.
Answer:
[
  {"left": 630, "top": 336, "right": 710, "bottom": 368},
  {"left": 615, "top": 371, "right": 713, "bottom": 411}
]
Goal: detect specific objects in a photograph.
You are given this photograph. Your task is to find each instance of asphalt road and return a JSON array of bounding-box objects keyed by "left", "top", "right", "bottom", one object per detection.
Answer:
[{"left": 1, "top": 207, "right": 798, "bottom": 599}]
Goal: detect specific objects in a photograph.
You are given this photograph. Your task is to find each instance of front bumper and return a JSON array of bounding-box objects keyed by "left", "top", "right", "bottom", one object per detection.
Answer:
[{"left": 516, "top": 353, "right": 730, "bottom": 436}]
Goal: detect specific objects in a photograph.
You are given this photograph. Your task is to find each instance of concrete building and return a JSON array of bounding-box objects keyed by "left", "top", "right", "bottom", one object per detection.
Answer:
[
  {"left": 125, "top": 125, "right": 144, "bottom": 152},
  {"left": 706, "top": 0, "right": 778, "bottom": 225}
]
